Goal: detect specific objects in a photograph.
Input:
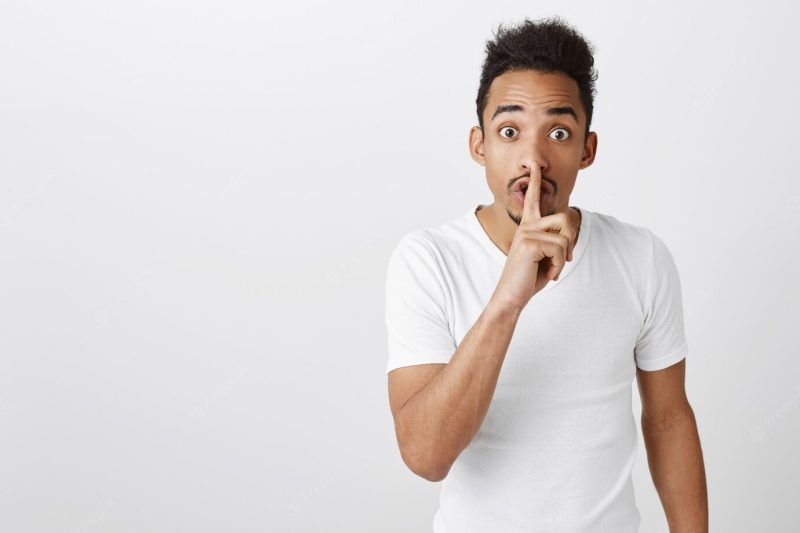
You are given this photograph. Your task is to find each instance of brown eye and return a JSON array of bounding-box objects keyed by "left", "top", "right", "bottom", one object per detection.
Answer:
[
  {"left": 499, "top": 126, "right": 518, "bottom": 139},
  {"left": 549, "top": 127, "right": 570, "bottom": 141}
]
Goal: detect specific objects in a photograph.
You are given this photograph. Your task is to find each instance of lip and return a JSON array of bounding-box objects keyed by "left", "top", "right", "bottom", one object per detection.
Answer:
[
  {"left": 517, "top": 190, "right": 550, "bottom": 204},
  {"left": 512, "top": 177, "right": 553, "bottom": 194}
]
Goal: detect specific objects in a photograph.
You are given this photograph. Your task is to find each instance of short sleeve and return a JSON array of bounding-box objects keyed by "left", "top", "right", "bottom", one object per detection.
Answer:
[
  {"left": 634, "top": 231, "right": 689, "bottom": 371},
  {"left": 384, "top": 233, "right": 456, "bottom": 374}
]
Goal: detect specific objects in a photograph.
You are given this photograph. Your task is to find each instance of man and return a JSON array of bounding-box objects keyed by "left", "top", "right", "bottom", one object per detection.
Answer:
[{"left": 384, "top": 16, "right": 708, "bottom": 533}]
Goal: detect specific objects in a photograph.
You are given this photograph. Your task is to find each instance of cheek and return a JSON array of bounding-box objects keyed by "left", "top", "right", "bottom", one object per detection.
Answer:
[
  {"left": 484, "top": 139, "right": 509, "bottom": 157},
  {"left": 484, "top": 143, "right": 512, "bottom": 169}
]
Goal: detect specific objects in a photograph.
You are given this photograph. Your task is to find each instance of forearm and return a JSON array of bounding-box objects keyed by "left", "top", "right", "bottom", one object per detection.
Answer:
[
  {"left": 396, "top": 297, "right": 521, "bottom": 481},
  {"left": 642, "top": 407, "right": 708, "bottom": 533}
]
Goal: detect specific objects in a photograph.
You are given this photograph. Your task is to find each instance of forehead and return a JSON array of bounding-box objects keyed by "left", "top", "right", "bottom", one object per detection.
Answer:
[{"left": 485, "top": 69, "right": 583, "bottom": 123}]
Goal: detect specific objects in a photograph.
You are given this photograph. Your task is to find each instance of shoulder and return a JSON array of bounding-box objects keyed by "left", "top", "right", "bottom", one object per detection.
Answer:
[
  {"left": 593, "top": 212, "right": 679, "bottom": 272},
  {"left": 586, "top": 209, "right": 658, "bottom": 258},
  {"left": 588, "top": 209, "right": 652, "bottom": 241},
  {"left": 388, "top": 230, "right": 443, "bottom": 271},
  {"left": 583, "top": 210, "right": 683, "bottom": 303},
  {"left": 388, "top": 210, "right": 474, "bottom": 265}
]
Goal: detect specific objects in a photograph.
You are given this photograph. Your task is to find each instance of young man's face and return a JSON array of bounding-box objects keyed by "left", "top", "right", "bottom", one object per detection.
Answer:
[{"left": 469, "top": 69, "right": 597, "bottom": 224}]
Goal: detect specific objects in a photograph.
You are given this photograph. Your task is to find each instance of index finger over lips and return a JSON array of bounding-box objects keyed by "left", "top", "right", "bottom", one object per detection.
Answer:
[{"left": 521, "top": 163, "right": 542, "bottom": 223}]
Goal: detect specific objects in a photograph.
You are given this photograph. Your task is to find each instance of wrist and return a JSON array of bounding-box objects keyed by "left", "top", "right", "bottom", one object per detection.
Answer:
[{"left": 485, "top": 296, "right": 524, "bottom": 322}]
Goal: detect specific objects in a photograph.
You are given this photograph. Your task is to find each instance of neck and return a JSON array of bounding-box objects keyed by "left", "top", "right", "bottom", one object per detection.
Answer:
[{"left": 475, "top": 202, "right": 581, "bottom": 256}]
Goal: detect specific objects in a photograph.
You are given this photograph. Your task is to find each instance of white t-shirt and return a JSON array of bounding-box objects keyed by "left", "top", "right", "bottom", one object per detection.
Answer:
[{"left": 384, "top": 205, "right": 688, "bottom": 533}]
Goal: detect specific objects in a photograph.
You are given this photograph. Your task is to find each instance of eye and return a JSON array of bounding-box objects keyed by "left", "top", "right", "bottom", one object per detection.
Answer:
[
  {"left": 549, "top": 127, "right": 571, "bottom": 141},
  {"left": 499, "top": 126, "right": 519, "bottom": 139}
]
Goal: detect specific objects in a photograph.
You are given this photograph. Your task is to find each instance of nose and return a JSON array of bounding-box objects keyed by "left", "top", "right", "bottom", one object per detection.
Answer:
[
  {"left": 521, "top": 157, "right": 547, "bottom": 177},
  {"left": 519, "top": 141, "right": 548, "bottom": 176}
]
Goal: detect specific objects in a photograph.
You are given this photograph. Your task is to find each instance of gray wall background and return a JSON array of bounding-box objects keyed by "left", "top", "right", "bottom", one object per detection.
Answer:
[{"left": 1, "top": 0, "right": 798, "bottom": 531}]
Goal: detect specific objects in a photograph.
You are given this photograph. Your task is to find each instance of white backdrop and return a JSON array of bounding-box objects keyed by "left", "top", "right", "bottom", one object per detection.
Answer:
[{"left": 1, "top": 1, "right": 798, "bottom": 531}]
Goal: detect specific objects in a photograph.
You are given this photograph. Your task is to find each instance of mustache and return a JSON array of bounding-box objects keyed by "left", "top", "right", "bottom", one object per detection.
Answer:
[{"left": 508, "top": 173, "right": 557, "bottom": 194}]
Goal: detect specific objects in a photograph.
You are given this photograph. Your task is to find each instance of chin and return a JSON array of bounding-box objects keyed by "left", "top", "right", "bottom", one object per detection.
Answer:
[
  {"left": 505, "top": 202, "right": 555, "bottom": 225},
  {"left": 505, "top": 207, "right": 522, "bottom": 226}
]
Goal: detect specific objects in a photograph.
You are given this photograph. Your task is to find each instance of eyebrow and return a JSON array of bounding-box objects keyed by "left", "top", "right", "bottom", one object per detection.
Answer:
[{"left": 490, "top": 104, "right": 579, "bottom": 123}]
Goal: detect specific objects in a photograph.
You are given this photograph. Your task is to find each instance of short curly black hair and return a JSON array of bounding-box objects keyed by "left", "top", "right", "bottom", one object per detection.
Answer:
[{"left": 476, "top": 16, "right": 598, "bottom": 141}]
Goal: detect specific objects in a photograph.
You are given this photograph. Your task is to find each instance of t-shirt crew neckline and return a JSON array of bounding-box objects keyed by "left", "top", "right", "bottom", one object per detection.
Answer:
[{"left": 466, "top": 204, "right": 592, "bottom": 293}]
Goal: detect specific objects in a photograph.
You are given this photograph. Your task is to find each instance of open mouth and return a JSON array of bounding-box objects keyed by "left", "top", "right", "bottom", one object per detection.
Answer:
[
  {"left": 514, "top": 177, "right": 553, "bottom": 193},
  {"left": 514, "top": 178, "right": 552, "bottom": 203},
  {"left": 517, "top": 186, "right": 549, "bottom": 204}
]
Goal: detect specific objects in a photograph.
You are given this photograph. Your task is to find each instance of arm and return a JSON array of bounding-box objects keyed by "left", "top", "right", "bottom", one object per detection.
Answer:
[
  {"left": 637, "top": 359, "right": 708, "bottom": 532},
  {"left": 388, "top": 166, "right": 574, "bottom": 482},
  {"left": 390, "top": 298, "right": 521, "bottom": 482}
]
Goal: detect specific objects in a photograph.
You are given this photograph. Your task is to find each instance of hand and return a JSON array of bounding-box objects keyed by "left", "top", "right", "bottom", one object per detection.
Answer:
[{"left": 489, "top": 162, "right": 577, "bottom": 313}]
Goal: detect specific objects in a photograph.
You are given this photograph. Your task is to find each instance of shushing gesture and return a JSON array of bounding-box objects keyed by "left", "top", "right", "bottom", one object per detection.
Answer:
[{"left": 491, "top": 162, "right": 577, "bottom": 313}]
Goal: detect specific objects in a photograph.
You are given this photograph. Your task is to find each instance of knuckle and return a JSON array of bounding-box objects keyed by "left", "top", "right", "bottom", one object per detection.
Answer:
[{"left": 525, "top": 220, "right": 544, "bottom": 231}]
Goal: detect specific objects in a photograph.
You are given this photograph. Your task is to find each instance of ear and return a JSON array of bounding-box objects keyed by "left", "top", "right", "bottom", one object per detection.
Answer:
[
  {"left": 469, "top": 126, "right": 485, "bottom": 166},
  {"left": 579, "top": 131, "right": 598, "bottom": 170}
]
